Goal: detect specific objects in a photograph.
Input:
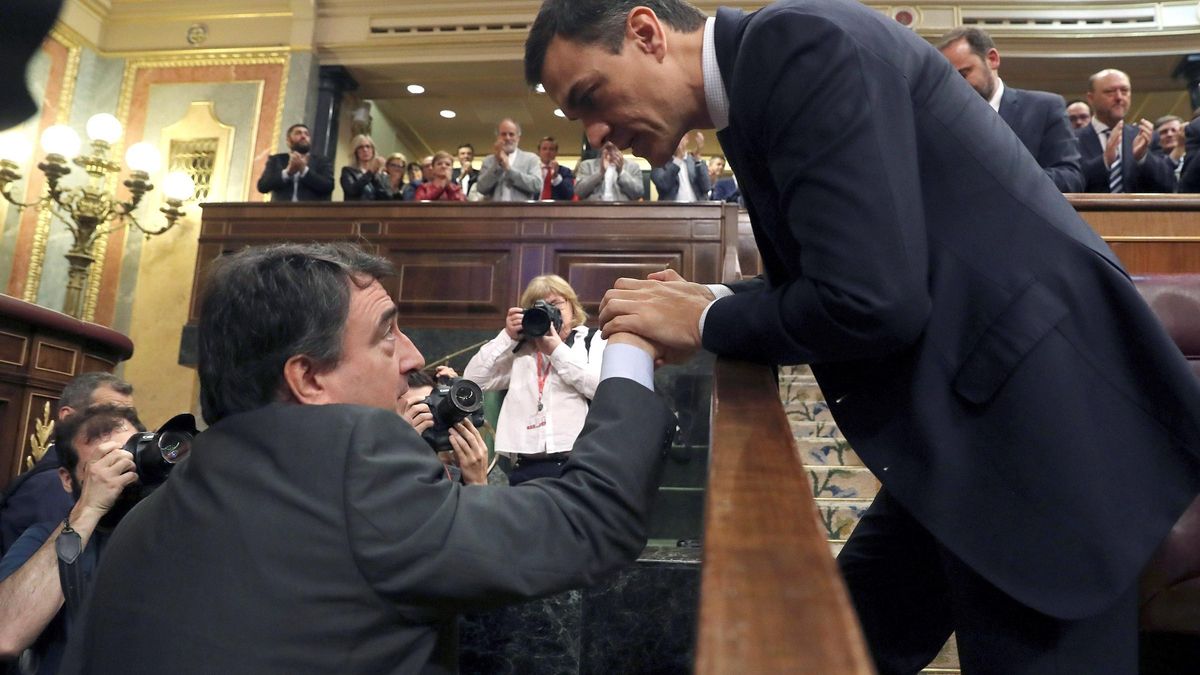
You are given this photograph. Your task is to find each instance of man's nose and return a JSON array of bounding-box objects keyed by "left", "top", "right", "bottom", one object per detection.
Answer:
[
  {"left": 585, "top": 122, "right": 611, "bottom": 150},
  {"left": 396, "top": 331, "right": 426, "bottom": 373}
]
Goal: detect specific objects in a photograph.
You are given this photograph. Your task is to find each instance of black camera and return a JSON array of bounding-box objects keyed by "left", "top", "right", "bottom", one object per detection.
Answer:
[
  {"left": 420, "top": 378, "right": 485, "bottom": 452},
  {"left": 521, "top": 299, "right": 563, "bottom": 338},
  {"left": 100, "top": 413, "right": 196, "bottom": 529}
]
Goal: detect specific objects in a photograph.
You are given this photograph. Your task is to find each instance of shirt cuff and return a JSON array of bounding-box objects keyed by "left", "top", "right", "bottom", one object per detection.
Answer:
[
  {"left": 699, "top": 285, "right": 734, "bottom": 338},
  {"left": 551, "top": 173, "right": 562, "bottom": 186},
  {"left": 599, "top": 343, "right": 654, "bottom": 391}
]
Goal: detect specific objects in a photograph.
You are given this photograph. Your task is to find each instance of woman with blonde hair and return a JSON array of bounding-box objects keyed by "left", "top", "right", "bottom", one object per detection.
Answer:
[
  {"left": 464, "top": 274, "right": 603, "bottom": 485},
  {"left": 340, "top": 134, "right": 391, "bottom": 200},
  {"left": 383, "top": 152, "right": 409, "bottom": 201},
  {"left": 413, "top": 151, "right": 465, "bottom": 201}
]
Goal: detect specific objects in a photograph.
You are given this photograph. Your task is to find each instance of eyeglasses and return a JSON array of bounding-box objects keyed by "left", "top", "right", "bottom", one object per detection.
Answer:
[{"left": 1068, "top": 115, "right": 1090, "bottom": 122}]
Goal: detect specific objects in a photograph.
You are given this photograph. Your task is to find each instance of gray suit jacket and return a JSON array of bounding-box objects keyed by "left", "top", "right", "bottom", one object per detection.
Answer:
[
  {"left": 60, "top": 379, "right": 674, "bottom": 674},
  {"left": 476, "top": 147, "right": 542, "bottom": 201},
  {"left": 574, "top": 157, "right": 644, "bottom": 201}
]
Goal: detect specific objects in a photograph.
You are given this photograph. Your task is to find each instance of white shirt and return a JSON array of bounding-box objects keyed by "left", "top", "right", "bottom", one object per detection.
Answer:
[
  {"left": 602, "top": 165, "right": 620, "bottom": 201},
  {"left": 699, "top": 14, "right": 733, "bottom": 335},
  {"left": 987, "top": 78, "right": 1005, "bottom": 113},
  {"left": 672, "top": 155, "right": 698, "bottom": 202},
  {"left": 463, "top": 325, "right": 606, "bottom": 454}
]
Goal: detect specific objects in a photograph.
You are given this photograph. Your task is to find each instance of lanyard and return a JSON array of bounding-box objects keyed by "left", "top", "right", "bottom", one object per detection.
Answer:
[{"left": 536, "top": 352, "right": 550, "bottom": 411}]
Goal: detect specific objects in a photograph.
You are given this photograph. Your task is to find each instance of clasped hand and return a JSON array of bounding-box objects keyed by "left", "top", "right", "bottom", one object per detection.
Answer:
[{"left": 598, "top": 269, "right": 716, "bottom": 365}]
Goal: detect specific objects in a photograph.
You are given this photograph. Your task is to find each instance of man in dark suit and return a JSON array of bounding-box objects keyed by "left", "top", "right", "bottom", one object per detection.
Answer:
[
  {"left": 1075, "top": 70, "right": 1177, "bottom": 193},
  {"left": 528, "top": 0, "right": 1200, "bottom": 671},
  {"left": 537, "top": 135, "right": 575, "bottom": 199},
  {"left": 936, "top": 27, "right": 1083, "bottom": 193},
  {"left": 651, "top": 135, "right": 710, "bottom": 201},
  {"left": 1181, "top": 116, "right": 1200, "bottom": 193},
  {"left": 59, "top": 243, "right": 674, "bottom": 674},
  {"left": 452, "top": 143, "right": 480, "bottom": 199},
  {"left": 710, "top": 175, "right": 740, "bottom": 203},
  {"left": 254, "top": 123, "right": 335, "bottom": 202}
]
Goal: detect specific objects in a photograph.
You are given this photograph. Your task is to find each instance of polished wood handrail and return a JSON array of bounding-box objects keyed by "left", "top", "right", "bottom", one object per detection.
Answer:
[
  {"left": 697, "top": 359, "right": 874, "bottom": 674},
  {"left": 1066, "top": 194, "right": 1200, "bottom": 211}
]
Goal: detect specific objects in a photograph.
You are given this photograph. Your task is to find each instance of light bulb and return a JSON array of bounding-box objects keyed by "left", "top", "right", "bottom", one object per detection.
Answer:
[
  {"left": 125, "top": 142, "right": 161, "bottom": 173},
  {"left": 85, "top": 113, "right": 123, "bottom": 144},
  {"left": 40, "top": 125, "right": 82, "bottom": 158},
  {"left": 162, "top": 171, "right": 195, "bottom": 201},
  {"left": 0, "top": 131, "right": 34, "bottom": 163},
  {"left": 407, "top": 84, "right": 425, "bottom": 94}
]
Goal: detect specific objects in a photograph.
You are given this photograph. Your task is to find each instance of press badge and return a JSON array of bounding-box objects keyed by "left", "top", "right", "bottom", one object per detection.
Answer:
[{"left": 525, "top": 409, "right": 547, "bottom": 431}]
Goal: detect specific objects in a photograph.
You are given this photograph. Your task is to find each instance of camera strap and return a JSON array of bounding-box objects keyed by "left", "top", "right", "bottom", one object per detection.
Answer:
[
  {"left": 55, "top": 519, "right": 85, "bottom": 617},
  {"left": 535, "top": 353, "right": 550, "bottom": 411}
]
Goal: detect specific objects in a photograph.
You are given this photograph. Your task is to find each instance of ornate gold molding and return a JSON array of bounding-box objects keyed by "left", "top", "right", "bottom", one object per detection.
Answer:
[
  {"left": 25, "top": 402, "right": 54, "bottom": 470},
  {"left": 23, "top": 30, "right": 83, "bottom": 304},
  {"left": 82, "top": 49, "right": 291, "bottom": 321}
]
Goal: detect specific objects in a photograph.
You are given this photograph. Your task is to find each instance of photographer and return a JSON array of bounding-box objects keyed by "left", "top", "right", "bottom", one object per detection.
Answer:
[
  {"left": 398, "top": 368, "right": 489, "bottom": 485},
  {"left": 464, "top": 275, "right": 603, "bottom": 485},
  {"left": 0, "top": 405, "right": 142, "bottom": 674}
]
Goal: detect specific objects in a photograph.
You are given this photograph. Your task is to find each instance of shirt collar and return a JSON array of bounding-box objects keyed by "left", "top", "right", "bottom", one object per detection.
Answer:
[
  {"left": 702, "top": 17, "right": 729, "bottom": 131},
  {"left": 1091, "top": 117, "right": 1115, "bottom": 137},
  {"left": 988, "top": 78, "right": 1005, "bottom": 113}
]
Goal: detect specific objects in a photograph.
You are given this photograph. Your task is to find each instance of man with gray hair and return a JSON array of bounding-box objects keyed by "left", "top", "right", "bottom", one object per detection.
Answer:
[
  {"left": 477, "top": 117, "right": 543, "bottom": 201},
  {"left": 936, "top": 26, "right": 1083, "bottom": 192},
  {"left": 1153, "top": 114, "right": 1186, "bottom": 183},
  {"left": 1076, "top": 68, "right": 1176, "bottom": 193}
]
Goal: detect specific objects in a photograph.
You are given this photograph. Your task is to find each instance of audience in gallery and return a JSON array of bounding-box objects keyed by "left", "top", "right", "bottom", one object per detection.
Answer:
[
  {"left": 537, "top": 136, "right": 575, "bottom": 200},
  {"left": 1066, "top": 99, "right": 1093, "bottom": 130},
  {"left": 452, "top": 143, "right": 481, "bottom": 200},
  {"left": 651, "top": 132, "right": 710, "bottom": 202},
  {"left": 1076, "top": 68, "right": 1178, "bottom": 193},
  {"left": 339, "top": 134, "right": 392, "bottom": 201},
  {"left": 383, "top": 152, "right": 409, "bottom": 200},
  {"left": 254, "top": 123, "right": 334, "bottom": 202},
  {"left": 412, "top": 151, "right": 466, "bottom": 201}
]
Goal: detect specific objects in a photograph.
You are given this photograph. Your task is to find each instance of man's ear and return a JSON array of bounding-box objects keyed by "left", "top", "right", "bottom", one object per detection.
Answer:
[
  {"left": 986, "top": 48, "right": 1001, "bottom": 72},
  {"left": 627, "top": 7, "right": 666, "bottom": 61},
  {"left": 282, "top": 354, "right": 329, "bottom": 405},
  {"left": 58, "top": 467, "right": 73, "bottom": 495}
]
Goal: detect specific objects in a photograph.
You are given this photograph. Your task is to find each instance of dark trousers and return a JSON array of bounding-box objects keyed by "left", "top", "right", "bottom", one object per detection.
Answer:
[
  {"left": 838, "top": 489, "right": 1138, "bottom": 675},
  {"left": 507, "top": 455, "right": 568, "bottom": 486}
]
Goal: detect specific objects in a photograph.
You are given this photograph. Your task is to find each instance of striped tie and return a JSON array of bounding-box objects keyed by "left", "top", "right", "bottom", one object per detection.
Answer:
[{"left": 1107, "top": 129, "right": 1124, "bottom": 194}]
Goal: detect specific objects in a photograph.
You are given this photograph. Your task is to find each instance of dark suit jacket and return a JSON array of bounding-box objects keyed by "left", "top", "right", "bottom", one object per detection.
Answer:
[
  {"left": 339, "top": 165, "right": 392, "bottom": 201},
  {"left": 255, "top": 152, "right": 335, "bottom": 202},
  {"left": 997, "top": 87, "right": 1084, "bottom": 193},
  {"left": 1180, "top": 117, "right": 1200, "bottom": 193},
  {"left": 710, "top": 0, "right": 1200, "bottom": 620},
  {"left": 1076, "top": 123, "right": 1177, "bottom": 193},
  {"left": 452, "top": 167, "right": 479, "bottom": 199},
  {"left": 541, "top": 164, "right": 575, "bottom": 200},
  {"left": 59, "top": 379, "right": 673, "bottom": 674},
  {"left": 710, "top": 176, "right": 740, "bottom": 203},
  {"left": 650, "top": 154, "right": 710, "bottom": 201}
]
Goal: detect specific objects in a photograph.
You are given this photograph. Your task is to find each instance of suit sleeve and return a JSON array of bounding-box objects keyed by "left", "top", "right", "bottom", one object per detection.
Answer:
[
  {"left": 508, "top": 153, "right": 544, "bottom": 197},
  {"left": 476, "top": 156, "right": 502, "bottom": 197},
  {"left": 1181, "top": 121, "right": 1200, "bottom": 193},
  {"left": 462, "top": 330, "right": 518, "bottom": 391},
  {"left": 256, "top": 155, "right": 286, "bottom": 195},
  {"left": 650, "top": 162, "right": 680, "bottom": 200},
  {"left": 574, "top": 160, "right": 602, "bottom": 199},
  {"left": 1076, "top": 129, "right": 1108, "bottom": 192},
  {"left": 618, "top": 163, "right": 644, "bottom": 200},
  {"left": 301, "top": 155, "right": 335, "bottom": 198},
  {"left": 1035, "top": 96, "right": 1084, "bottom": 193},
  {"left": 553, "top": 167, "right": 575, "bottom": 200},
  {"left": 343, "top": 379, "right": 673, "bottom": 615},
  {"left": 693, "top": 157, "right": 712, "bottom": 197},
  {"left": 1135, "top": 149, "right": 1178, "bottom": 193},
  {"left": 703, "top": 11, "right": 930, "bottom": 364}
]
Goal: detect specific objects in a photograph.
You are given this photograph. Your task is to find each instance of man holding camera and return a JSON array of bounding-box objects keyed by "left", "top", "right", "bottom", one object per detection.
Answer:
[
  {"left": 464, "top": 275, "right": 604, "bottom": 485},
  {"left": 0, "top": 404, "right": 142, "bottom": 674},
  {"left": 59, "top": 243, "right": 671, "bottom": 674}
]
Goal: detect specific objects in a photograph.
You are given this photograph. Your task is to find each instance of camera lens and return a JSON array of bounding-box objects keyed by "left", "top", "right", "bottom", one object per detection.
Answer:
[{"left": 157, "top": 431, "right": 192, "bottom": 464}]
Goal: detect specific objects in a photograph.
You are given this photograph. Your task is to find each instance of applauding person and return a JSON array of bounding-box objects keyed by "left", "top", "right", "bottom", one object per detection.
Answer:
[{"left": 413, "top": 152, "right": 466, "bottom": 201}]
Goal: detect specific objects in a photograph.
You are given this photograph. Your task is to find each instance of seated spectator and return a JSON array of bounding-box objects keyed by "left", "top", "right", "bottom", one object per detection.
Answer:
[
  {"left": 1154, "top": 115, "right": 1186, "bottom": 183},
  {"left": 537, "top": 136, "right": 575, "bottom": 200},
  {"left": 464, "top": 275, "right": 605, "bottom": 485},
  {"left": 0, "top": 373, "right": 133, "bottom": 556},
  {"left": 712, "top": 173, "right": 741, "bottom": 204},
  {"left": 340, "top": 134, "right": 392, "bottom": 201},
  {"left": 1066, "top": 99, "right": 1093, "bottom": 130},
  {"left": 574, "top": 142, "right": 644, "bottom": 202},
  {"left": 0, "top": 404, "right": 142, "bottom": 673},
  {"left": 383, "top": 152, "right": 409, "bottom": 200},
  {"left": 402, "top": 161, "right": 423, "bottom": 201},
  {"left": 651, "top": 134, "right": 709, "bottom": 202},
  {"left": 413, "top": 151, "right": 466, "bottom": 201},
  {"left": 397, "top": 368, "right": 488, "bottom": 485},
  {"left": 57, "top": 243, "right": 671, "bottom": 674},
  {"left": 254, "top": 123, "right": 334, "bottom": 202}
]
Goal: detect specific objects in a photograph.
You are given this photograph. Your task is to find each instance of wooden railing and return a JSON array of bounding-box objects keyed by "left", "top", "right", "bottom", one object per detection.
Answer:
[{"left": 697, "top": 359, "right": 874, "bottom": 674}]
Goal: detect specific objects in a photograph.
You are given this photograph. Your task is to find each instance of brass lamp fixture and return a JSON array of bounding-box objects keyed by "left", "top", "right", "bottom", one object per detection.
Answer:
[{"left": 0, "top": 114, "right": 196, "bottom": 319}]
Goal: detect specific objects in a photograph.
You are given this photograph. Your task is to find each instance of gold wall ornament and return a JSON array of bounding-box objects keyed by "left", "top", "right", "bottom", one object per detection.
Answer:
[{"left": 25, "top": 402, "right": 55, "bottom": 471}]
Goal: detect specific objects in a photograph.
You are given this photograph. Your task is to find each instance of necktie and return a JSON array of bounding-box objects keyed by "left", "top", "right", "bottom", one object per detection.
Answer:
[
  {"left": 541, "top": 166, "right": 553, "bottom": 200},
  {"left": 1106, "top": 129, "right": 1124, "bottom": 194}
]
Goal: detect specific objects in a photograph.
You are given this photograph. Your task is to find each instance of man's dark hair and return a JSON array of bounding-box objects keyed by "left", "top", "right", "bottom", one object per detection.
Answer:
[
  {"left": 935, "top": 27, "right": 995, "bottom": 61},
  {"left": 525, "top": 0, "right": 706, "bottom": 87},
  {"left": 56, "top": 404, "right": 144, "bottom": 478},
  {"left": 457, "top": 143, "right": 475, "bottom": 153},
  {"left": 407, "top": 370, "right": 436, "bottom": 389},
  {"left": 1067, "top": 99, "right": 1093, "bottom": 113},
  {"left": 539, "top": 136, "right": 558, "bottom": 151},
  {"left": 197, "top": 242, "right": 395, "bottom": 425},
  {"left": 286, "top": 123, "right": 309, "bottom": 136},
  {"left": 58, "top": 372, "right": 133, "bottom": 416}
]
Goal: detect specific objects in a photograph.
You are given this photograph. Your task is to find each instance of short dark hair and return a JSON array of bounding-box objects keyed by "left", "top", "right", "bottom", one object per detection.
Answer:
[
  {"left": 56, "top": 403, "right": 144, "bottom": 477},
  {"left": 58, "top": 372, "right": 133, "bottom": 416},
  {"left": 197, "top": 243, "right": 395, "bottom": 425},
  {"left": 525, "top": 0, "right": 706, "bottom": 87},
  {"left": 457, "top": 143, "right": 475, "bottom": 153},
  {"left": 539, "top": 136, "right": 558, "bottom": 151},
  {"left": 286, "top": 123, "right": 309, "bottom": 136},
  {"left": 935, "top": 27, "right": 995, "bottom": 62},
  {"left": 1067, "top": 99, "right": 1092, "bottom": 113},
  {"left": 407, "top": 370, "right": 436, "bottom": 389}
]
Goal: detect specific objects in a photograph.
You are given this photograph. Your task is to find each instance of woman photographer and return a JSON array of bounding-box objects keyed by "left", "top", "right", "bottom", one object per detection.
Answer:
[{"left": 464, "top": 275, "right": 603, "bottom": 485}]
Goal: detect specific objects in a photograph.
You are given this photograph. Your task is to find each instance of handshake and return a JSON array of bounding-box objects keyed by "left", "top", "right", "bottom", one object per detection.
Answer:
[{"left": 598, "top": 269, "right": 717, "bottom": 366}]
